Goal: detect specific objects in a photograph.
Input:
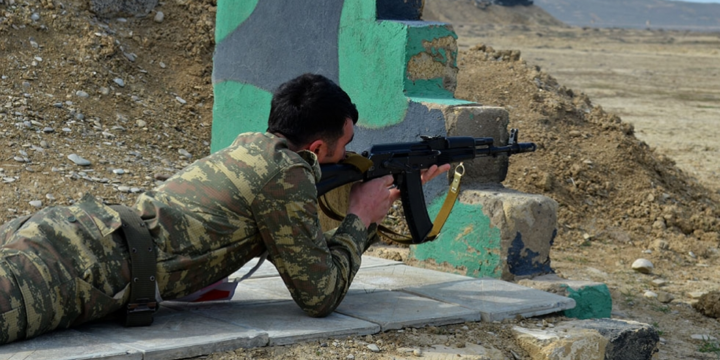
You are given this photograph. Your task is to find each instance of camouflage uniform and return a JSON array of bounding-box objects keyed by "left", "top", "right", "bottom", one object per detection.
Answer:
[{"left": 0, "top": 132, "right": 376, "bottom": 344}]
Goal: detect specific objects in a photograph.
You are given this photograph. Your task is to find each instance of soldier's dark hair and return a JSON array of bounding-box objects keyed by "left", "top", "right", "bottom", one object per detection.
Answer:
[{"left": 267, "top": 73, "right": 358, "bottom": 148}]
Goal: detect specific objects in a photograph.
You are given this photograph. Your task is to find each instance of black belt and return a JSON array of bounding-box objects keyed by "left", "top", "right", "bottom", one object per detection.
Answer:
[{"left": 111, "top": 205, "right": 158, "bottom": 327}]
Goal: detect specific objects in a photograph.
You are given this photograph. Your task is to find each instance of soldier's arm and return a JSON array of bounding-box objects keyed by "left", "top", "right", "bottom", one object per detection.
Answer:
[{"left": 253, "top": 164, "right": 371, "bottom": 317}]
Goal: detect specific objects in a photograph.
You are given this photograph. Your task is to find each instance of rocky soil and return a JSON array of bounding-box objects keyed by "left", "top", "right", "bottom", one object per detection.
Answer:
[{"left": 1, "top": 1, "right": 720, "bottom": 359}]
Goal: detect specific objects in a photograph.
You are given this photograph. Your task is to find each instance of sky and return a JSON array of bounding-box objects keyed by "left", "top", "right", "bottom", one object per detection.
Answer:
[{"left": 667, "top": 0, "right": 720, "bottom": 3}]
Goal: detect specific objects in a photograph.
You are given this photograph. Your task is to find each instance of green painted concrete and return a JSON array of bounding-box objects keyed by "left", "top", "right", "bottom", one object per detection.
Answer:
[
  {"left": 406, "top": 79, "right": 455, "bottom": 100},
  {"left": 216, "top": 0, "right": 259, "bottom": 43},
  {"left": 410, "top": 198, "right": 503, "bottom": 278},
  {"left": 409, "top": 95, "right": 473, "bottom": 105},
  {"left": 404, "top": 25, "right": 457, "bottom": 99},
  {"left": 211, "top": 81, "right": 272, "bottom": 153},
  {"left": 563, "top": 284, "right": 612, "bottom": 320},
  {"left": 339, "top": 0, "right": 409, "bottom": 128}
]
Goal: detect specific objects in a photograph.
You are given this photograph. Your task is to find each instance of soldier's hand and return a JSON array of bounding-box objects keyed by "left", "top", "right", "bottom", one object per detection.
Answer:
[
  {"left": 347, "top": 175, "right": 400, "bottom": 228},
  {"left": 420, "top": 164, "right": 451, "bottom": 184}
]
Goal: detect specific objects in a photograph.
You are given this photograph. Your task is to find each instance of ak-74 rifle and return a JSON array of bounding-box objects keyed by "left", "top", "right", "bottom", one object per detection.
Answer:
[{"left": 316, "top": 129, "right": 536, "bottom": 244}]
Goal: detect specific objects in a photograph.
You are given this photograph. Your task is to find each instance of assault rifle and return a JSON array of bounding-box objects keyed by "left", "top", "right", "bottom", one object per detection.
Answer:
[{"left": 317, "top": 129, "right": 536, "bottom": 244}]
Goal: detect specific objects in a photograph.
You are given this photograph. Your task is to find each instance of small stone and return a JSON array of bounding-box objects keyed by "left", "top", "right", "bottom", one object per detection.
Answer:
[
  {"left": 689, "top": 291, "right": 708, "bottom": 299},
  {"left": 100, "top": 87, "right": 110, "bottom": 95},
  {"left": 62, "top": 128, "right": 72, "bottom": 133},
  {"left": 154, "top": 11, "right": 164, "bottom": 23},
  {"left": 130, "top": 187, "right": 141, "bottom": 193},
  {"left": 42, "top": 127, "right": 54, "bottom": 133},
  {"left": 40, "top": 140, "right": 48, "bottom": 148},
  {"left": 113, "top": 78, "right": 125, "bottom": 87},
  {"left": 29, "top": 200, "right": 42, "bottom": 208},
  {"left": 691, "top": 334, "right": 718, "bottom": 341},
  {"left": 644, "top": 290, "right": 658, "bottom": 299},
  {"left": 13, "top": 156, "right": 26, "bottom": 163},
  {"left": 178, "top": 149, "right": 192, "bottom": 158},
  {"left": 75, "top": 113, "right": 85, "bottom": 121},
  {"left": 53, "top": 102, "right": 63, "bottom": 108},
  {"left": 657, "top": 292, "right": 674, "bottom": 303},
  {"left": 631, "top": 258, "right": 653, "bottom": 274},
  {"left": 30, "top": 40, "right": 39, "bottom": 48},
  {"left": 67, "top": 154, "right": 91, "bottom": 166},
  {"left": 76, "top": 90, "right": 89, "bottom": 98},
  {"left": 45, "top": 194, "right": 55, "bottom": 200},
  {"left": 30, "top": 13, "right": 40, "bottom": 21},
  {"left": 113, "top": 169, "right": 125, "bottom": 175},
  {"left": 175, "top": 96, "right": 186, "bottom": 105},
  {"left": 651, "top": 279, "right": 667, "bottom": 287},
  {"left": 159, "top": 61, "right": 166, "bottom": 69},
  {"left": 413, "top": 349, "right": 423, "bottom": 357},
  {"left": 136, "top": 119, "right": 147, "bottom": 127},
  {"left": 346, "top": 355, "right": 354, "bottom": 360},
  {"left": 117, "top": 186, "right": 130, "bottom": 193},
  {"left": 154, "top": 173, "right": 171, "bottom": 181},
  {"left": 124, "top": 52, "right": 137, "bottom": 62},
  {"left": 367, "top": 344, "right": 380, "bottom": 352}
]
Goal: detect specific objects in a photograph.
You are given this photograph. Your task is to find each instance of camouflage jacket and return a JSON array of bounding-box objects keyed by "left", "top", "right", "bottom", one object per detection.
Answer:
[{"left": 133, "top": 132, "right": 374, "bottom": 316}]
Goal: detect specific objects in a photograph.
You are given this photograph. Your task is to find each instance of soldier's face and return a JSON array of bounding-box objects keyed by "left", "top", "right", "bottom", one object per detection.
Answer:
[{"left": 321, "top": 118, "right": 354, "bottom": 164}]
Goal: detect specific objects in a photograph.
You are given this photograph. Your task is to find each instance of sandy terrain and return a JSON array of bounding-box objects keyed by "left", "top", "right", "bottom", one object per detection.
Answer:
[{"left": 454, "top": 25, "right": 720, "bottom": 193}]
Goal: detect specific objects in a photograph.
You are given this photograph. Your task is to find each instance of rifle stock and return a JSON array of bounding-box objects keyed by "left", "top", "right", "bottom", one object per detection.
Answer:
[{"left": 317, "top": 129, "right": 536, "bottom": 243}]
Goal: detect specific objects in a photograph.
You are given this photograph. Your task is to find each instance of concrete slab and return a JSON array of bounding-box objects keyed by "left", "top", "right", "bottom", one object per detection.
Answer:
[
  {"left": 168, "top": 301, "right": 380, "bottom": 345},
  {"left": 169, "top": 300, "right": 380, "bottom": 346},
  {"left": 353, "top": 264, "right": 475, "bottom": 290},
  {"left": 0, "top": 329, "right": 141, "bottom": 360},
  {"left": 360, "top": 255, "right": 404, "bottom": 268},
  {"left": 233, "top": 271, "right": 390, "bottom": 299},
  {"left": 335, "top": 290, "right": 482, "bottom": 331},
  {"left": 228, "top": 255, "right": 400, "bottom": 282},
  {"left": 76, "top": 307, "right": 268, "bottom": 360},
  {"left": 404, "top": 279, "right": 576, "bottom": 322}
]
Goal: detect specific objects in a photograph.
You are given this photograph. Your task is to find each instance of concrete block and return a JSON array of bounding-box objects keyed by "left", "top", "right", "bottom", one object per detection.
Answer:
[
  {"left": 556, "top": 319, "right": 659, "bottom": 360},
  {"left": 410, "top": 185, "right": 557, "bottom": 281},
  {"left": 518, "top": 274, "right": 612, "bottom": 319},
  {"left": 335, "top": 290, "right": 482, "bottom": 331},
  {"left": 76, "top": 307, "right": 268, "bottom": 360},
  {"left": 513, "top": 326, "right": 609, "bottom": 360},
  {"left": 444, "top": 105, "right": 511, "bottom": 183},
  {"left": 404, "top": 279, "right": 576, "bottom": 322},
  {"left": 353, "top": 264, "right": 476, "bottom": 290},
  {"left": 171, "top": 300, "right": 380, "bottom": 346},
  {"left": 0, "top": 329, "right": 141, "bottom": 360}
]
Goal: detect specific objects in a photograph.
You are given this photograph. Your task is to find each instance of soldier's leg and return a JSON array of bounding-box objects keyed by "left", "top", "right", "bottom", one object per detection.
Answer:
[
  {"left": 0, "top": 195, "right": 131, "bottom": 344},
  {"left": 0, "top": 259, "right": 27, "bottom": 344}
]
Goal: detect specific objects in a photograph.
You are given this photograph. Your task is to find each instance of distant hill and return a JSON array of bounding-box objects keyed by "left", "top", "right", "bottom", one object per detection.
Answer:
[
  {"left": 423, "top": 0, "right": 566, "bottom": 27},
  {"left": 535, "top": 0, "right": 720, "bottom": 31}
]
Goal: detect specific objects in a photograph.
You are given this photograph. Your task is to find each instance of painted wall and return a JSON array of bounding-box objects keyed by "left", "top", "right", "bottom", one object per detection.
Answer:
[
  {"left": 212, "top": 0, "right": 469, "bottom": 155},
  {"left": 212, "top": 0, "right": 556, "bottom": 281}
]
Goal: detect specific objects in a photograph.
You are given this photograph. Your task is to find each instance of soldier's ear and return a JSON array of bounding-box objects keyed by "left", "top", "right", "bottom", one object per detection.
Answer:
[{"left": 306, "top": 139, "right": 327, "bottom": 160}]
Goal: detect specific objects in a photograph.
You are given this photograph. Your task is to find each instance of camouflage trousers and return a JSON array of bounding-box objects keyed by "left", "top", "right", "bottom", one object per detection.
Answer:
[{"left": 0, "top": 195, "right": 132, "bottom": 344}]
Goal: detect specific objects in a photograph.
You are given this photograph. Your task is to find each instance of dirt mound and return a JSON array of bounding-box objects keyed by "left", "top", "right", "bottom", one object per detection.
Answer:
[
  {"left": 0, "top": 0, "right": 215, "bottom": 214},
  {"left": 423, "top": 0, "right": 566, "bottom": 27},
  {"left": 455, "top": 44, "right": 720, "bottom": 253}
]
